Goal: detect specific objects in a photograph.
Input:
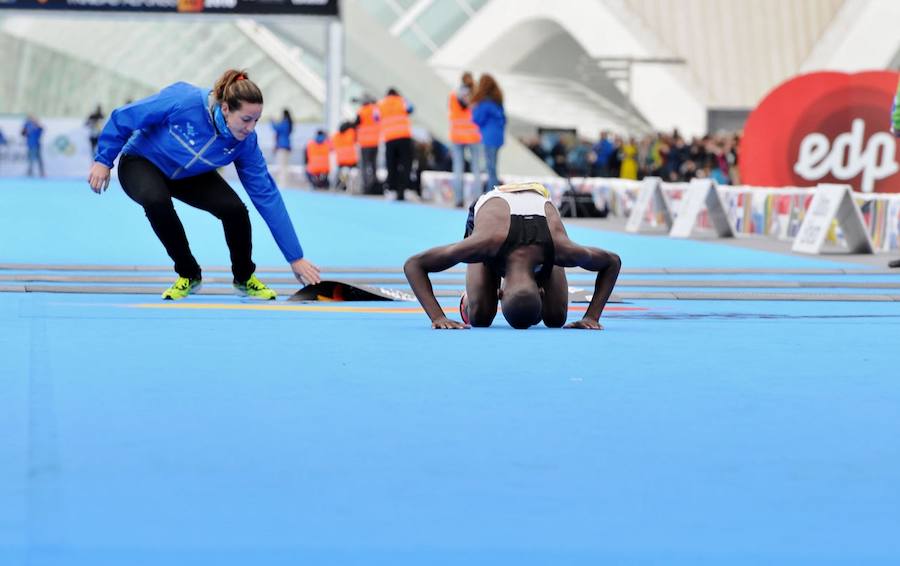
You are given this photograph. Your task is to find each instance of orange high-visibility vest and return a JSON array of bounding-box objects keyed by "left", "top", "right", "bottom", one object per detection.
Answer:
[
  {"left": 356, "top": 103, "right": 380, "bottom": 148},
  {"left": 331, "top": 129, "right": 358, "bottom": 166},
  {"left": 377, "top": 95, "right": 412, "bottom": 142},
  {"left": 448, "top": 91, "right": 481, "bottom": 145},
  {"left": 306, "top": 139, "right": 330, "bottom": 174}
]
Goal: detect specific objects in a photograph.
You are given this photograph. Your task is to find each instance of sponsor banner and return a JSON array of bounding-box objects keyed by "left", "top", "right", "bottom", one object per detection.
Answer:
[
  {"left": 0, "top": 0, "right": 338, "bottom": 15},
  {"left": 740, "top": 71, "right": 900, "bottom": 193}
]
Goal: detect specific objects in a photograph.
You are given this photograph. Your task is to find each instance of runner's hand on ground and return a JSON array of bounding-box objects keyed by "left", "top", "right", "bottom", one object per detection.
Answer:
[
  {"left": 432, "top": 316, "right": 468, "bottom": 330},
  {"left": 565, "top": 318, "right": 604, "bottom": 330}
]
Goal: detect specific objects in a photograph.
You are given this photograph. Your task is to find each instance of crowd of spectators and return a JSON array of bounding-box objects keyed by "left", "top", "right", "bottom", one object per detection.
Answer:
[{"left": 522, "top": 130, "right": 741, "bottom": 185}]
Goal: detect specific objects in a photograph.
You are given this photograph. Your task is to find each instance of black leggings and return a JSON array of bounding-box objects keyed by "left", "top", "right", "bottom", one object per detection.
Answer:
[
  {"left": 384, "top": 137, "right": 413, "bottom": 197},
  {"left": 117, "top": 154, "right": 255, "bottom": 282}
]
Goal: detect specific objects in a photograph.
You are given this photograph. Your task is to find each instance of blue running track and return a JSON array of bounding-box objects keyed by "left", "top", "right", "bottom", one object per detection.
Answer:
[{"left": 1, "top": 179, "right": 899, "bottom": 565}]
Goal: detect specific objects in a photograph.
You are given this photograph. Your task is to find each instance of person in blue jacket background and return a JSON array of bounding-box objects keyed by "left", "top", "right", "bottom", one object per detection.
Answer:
[
  {"left": 471, "top": 74, "right": 506, "bottom": 192},
  {"left": 271, "top": 108, "right": 293, "bottom": 187},
  {"left": 87, "top": 69, "right": 320, "bottom": 300},
  {"left": 21, "top": 115, "right": 45, "bottom": 177}
]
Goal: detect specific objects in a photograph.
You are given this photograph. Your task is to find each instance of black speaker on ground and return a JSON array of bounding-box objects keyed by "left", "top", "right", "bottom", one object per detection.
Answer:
[{"left": 558, "top": 189, "right": 608, "bottom": 218}]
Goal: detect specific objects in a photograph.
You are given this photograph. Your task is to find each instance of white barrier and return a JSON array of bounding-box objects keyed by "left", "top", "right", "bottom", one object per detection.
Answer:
[
  {"left": 669, "top": 179, "right": 735, "bottom": 239},
  {"left": 625, "top": 177, "right": 673, "bottom": 233},
  {"left": 420, "top": 170, "right": 900, "bottom": 252},
  {"left": 792, "top": 184, "right": 874, "bottom": 255}
]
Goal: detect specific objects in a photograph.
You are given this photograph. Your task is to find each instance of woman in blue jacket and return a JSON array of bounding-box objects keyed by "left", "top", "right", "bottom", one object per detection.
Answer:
[
  {"left": 87, "top": 69, "right": 320, "bottom": 300},
  {"left": 471, "top": 74, "right": 506, "bottom": 191}
]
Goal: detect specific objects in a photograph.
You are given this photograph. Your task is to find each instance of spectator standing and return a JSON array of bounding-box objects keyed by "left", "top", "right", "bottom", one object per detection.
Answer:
[
  {"left": 549, "top": 135, "right": 568, "bottom": 177},
  {"left": 0, "top": 127, "right": 7, "bottom": 168},
  {"left": 619, "top": 138, "right": 638, "bottom": 180},
  {"left": 271, "top": 109, "right": 294, "bottom": 187},
  {"left": 331, "top": 121, "right": 358, "bottom": 192},
  {"left": 667, "top": 134, "right": 688, "bottom": 181},
  {"left": 524, "top": 135, "right": 546, "bottom": 163},
  {"left": 471, "top": 73, "right": 506, "bottom": 192},
  {"left": 448, "top": 72, "right": 483, "bottom": 207},
  {"left": 354, "top": 93, "right": 381, "bottom": 194},
  {"left": 567, "top": 140, "right": 591, "bottom": 177},
  {"left": 708, "top": 142, "right": 731, "bottom": 185},
  {"left": 85, "top": 105, "right": 105, "bottom": 156},
  {"left": 430, "top": 137, "right": 452, "bottom": 171},
  {"left": 410, "top": 139, "right": 434, "bottom": 200},
  {"left": 689, "top": 136, "right": 707, "bottom": 169},
  {"left": 725, "top": 134, "right": 740, "bottom": 184},
  {"left": 22, "top": 115, "right": 45, "bottom": 177},
  {"left": 305, "top": 129, "right": 331, "bottom": 190},
  {"left": 377, "top": 87, "right": 415, "bottom": 201},
  {"left": 591, "top": 131, "right": 615, "bottom": 177}
]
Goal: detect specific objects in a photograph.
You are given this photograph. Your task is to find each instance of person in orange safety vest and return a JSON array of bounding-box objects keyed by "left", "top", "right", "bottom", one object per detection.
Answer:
[
  {"left": 305, "top": 129, "right": 331, "bottom": 190},
  {"left": 377, "top": 87, "right": 414, "bottom": 201},
  {"left": 354, "top": 93, "right": 381, "bottom": 195},
  {"left": 331, "top": 122, "right": 358, "bottom": 192},
  {"left": 449, "top": 72, "right": 483, "bottom": 208}
]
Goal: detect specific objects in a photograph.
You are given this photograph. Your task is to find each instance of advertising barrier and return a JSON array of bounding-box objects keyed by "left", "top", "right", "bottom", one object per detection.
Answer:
[
  {"left": 419, "top": 171, "right": 900, "bottom": 252},
  {"left": 0, "top": 117, "right": 93, "bottom": 178},
  {"left": 0, "top": 117, "right": 326, "bottom": 183}
]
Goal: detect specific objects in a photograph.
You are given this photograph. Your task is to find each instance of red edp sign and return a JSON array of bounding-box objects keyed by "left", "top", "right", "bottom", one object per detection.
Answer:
[{"left": 739, "top": 71, "right": 900, "bottom": 193}]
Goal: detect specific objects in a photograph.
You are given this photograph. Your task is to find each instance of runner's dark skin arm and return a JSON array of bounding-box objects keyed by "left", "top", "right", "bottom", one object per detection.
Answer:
[
  {"left": 545, "top": 204, "right": 622, "bottom": 329},
  {"left": 404, "top": 235, "right": 496, "bottom": 329}
]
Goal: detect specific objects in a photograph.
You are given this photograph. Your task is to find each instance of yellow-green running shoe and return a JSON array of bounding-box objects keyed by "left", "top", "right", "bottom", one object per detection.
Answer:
[
  {"left": 161, "top": 276, "right": 202, "bottom": 300},
  {"left": 234, "top": 274, "right": 277, "bottom": 300}
]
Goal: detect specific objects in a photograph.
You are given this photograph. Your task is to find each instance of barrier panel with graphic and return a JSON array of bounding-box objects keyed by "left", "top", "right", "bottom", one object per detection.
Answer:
[{"left": 420, "top": 171, "right": 900, "bottom": 252}]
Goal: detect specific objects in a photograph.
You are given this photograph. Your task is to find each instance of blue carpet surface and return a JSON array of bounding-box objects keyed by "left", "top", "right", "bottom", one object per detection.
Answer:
[{"left": 1, "top": 179, "right": 898, "bottom": 565}]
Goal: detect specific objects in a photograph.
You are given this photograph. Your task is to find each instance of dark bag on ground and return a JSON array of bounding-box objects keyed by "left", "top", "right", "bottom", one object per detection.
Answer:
[{"left": 558, "top": 189, "right": 608, "bottom": 218}]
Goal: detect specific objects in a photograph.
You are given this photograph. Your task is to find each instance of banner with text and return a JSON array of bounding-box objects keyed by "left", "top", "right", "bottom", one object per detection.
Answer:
[{"left": 740, "top": 71, "right": 900, "bottom": 193}]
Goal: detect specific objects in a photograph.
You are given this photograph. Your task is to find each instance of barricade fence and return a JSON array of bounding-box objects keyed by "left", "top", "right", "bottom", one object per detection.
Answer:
[
  {"left": 3, "top": 116, "right": 896, "bottom": 255},
  {"left": 419, "top": 171, "right": 900, "bottom": 253}
]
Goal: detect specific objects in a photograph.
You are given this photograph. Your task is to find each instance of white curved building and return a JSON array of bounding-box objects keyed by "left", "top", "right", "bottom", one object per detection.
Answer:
[{"left": 1, "top": 0, "right": 897, "bottom": 175}]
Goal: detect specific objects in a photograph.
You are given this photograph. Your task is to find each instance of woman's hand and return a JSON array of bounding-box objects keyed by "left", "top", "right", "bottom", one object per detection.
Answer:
[
  {"left": 291, "top": 258, "right": 321, "bottom": 285},
  {"left": 88, "top": 162, "right": 111, "bottom": 194}
]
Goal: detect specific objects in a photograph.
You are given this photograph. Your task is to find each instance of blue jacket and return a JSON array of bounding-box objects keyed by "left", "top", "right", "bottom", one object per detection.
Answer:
[
  {"left": 95, "top": 82, "right": 303, "bottom": 262},
  {"left": 272, "top": 118, "right": 292, "bottom": 150},
  {"left": 592, "top": 138, "right": 615, "bottom": 166},
  {"left": 22, "top": 120, "right": 43, "bottom": 149},
  {"left": 471, "top": 100, "right": 505, "bottom": 148}
]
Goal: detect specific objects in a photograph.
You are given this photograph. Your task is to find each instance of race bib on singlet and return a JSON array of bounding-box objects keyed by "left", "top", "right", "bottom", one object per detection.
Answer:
[{"left": 496, "top": 182, "right": 551, "bottom": 199}]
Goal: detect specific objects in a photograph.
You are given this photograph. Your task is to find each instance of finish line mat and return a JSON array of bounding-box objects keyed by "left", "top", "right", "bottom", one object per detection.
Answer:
[{"left": 6, "top": 264, "right": 900, "bottom": 301}]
